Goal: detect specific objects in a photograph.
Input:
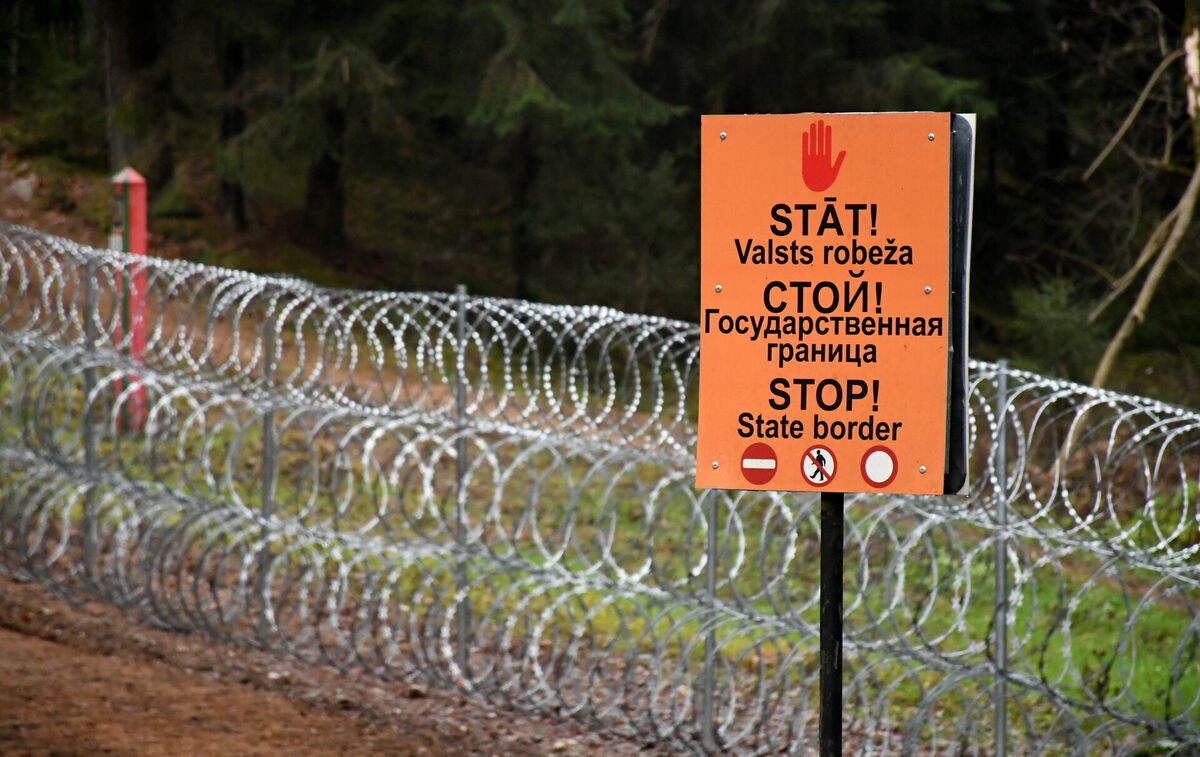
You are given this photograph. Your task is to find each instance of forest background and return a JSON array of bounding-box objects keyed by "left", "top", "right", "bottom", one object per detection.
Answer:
[{"left": 3, "top": 0, "right": 1200, "bottom": 402}]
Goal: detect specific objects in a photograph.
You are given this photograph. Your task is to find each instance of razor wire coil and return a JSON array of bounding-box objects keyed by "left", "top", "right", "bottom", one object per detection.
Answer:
[{"left": 1, "top": 222, "right": 1199, "bottom": 755}]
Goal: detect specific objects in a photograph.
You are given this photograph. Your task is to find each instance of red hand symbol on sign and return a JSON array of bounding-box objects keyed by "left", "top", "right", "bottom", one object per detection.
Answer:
[{"left": 802, "top": 120, "right": 846, "bottom": 192}]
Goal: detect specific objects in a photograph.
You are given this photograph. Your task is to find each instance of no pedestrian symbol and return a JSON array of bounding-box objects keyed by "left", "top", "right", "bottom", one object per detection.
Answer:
[
  {"left": 741, "top": 442, "right": 778, "bottom": 486},
  {"left": 802, "top": 445, "right": 836, "bottom": 487}
]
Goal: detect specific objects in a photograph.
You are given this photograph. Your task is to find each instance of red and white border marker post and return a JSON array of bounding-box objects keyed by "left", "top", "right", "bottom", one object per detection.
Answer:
[{"left": 111, "top": 167, "right": 148, "bottom": 431}]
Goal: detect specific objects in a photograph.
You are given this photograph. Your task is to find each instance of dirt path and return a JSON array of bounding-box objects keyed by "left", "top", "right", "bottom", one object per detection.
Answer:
[{"left": 0, "top": 574, "right": 662, "bottom": 757}]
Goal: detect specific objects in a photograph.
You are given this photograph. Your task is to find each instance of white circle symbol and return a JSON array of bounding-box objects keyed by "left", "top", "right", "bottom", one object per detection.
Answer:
[{"left": 862, "top": 446, "right": 898, "bottom": 488}]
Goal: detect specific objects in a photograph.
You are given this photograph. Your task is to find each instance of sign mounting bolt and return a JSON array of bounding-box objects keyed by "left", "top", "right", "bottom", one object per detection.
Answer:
[
  {"left": 919, "top": 465, "right": 927, "bottom": 474},
  {"left": 715, "top": 285, "right": 723, "bottom": 293},
  {"left": 712, "top": 461, "right": 720, "bottom": 470},
  {"left": 927, "top": 133, "right": 935, "bottom": 141},
  {"left": 719, "top": 131, "right": 727, "bottom": 141},
  {"left": 924, "top": 286, "right": 932, "bottom": 294}
]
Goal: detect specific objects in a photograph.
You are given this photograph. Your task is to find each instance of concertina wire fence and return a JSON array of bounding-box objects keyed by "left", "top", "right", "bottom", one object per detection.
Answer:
[{"left": 0, "top": 221, "right": 1198, "bottom": 756}]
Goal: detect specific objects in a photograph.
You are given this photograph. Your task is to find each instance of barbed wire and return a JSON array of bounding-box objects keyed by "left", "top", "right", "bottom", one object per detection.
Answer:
[{"left": 1, "top": 222, "right": 1197, "bottom": 755}]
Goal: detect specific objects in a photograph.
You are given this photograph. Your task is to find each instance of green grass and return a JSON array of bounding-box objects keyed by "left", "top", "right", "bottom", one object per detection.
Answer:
[{"left": 2, "top": 332, "right": 1198, "bottom": 750}]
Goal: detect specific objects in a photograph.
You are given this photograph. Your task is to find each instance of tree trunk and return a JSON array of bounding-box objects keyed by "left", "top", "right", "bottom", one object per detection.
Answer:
[
  {"left": 302, "top": 102, "right": 346, "bottom": 249},
  {"left": 98, "top": 0, "right": 132, "bottom": 169},
  {"left": 510, "top": 128, "right": 536, "bottom": 301},
  {"left": 95, "top": 0, "right": 160, "bottom": 172},
  {"left": 6, "top": 1, "right": 19, "bottom": 114},
  {"left": 218, "top": 29, "right": 248, "bottom": 232}
]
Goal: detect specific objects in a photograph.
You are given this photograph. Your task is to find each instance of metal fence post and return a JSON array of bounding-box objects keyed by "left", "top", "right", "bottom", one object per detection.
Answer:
[
  {"left": 701, "top": 489, "right": 719, "bottom": 753},
  {"left": 454, "top": 284, "right": 472, "bottom": 682},
  {"left": 82, "top": 259, "right": 98, "bottom": 582},
  {"left": 257, "top": 306, "right": 278, "bottom": 637},
  {"left": 114, "top": 262, "right": 132, "bottom": 434},
  {"left": 994, "top": 360, "right": 1009, "bottom": 757}
]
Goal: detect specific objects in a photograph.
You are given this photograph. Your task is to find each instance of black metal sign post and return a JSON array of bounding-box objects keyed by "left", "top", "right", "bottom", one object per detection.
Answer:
[
  {"left": 815, "top": 115, "right": 974, "bottom": 756},
  {"left": 819, "top": 490, "right": 844, "bottom": 756}
]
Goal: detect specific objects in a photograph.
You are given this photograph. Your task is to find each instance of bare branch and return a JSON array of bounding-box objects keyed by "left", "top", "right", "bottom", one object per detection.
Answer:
[
  {"left": 639, "top": 0, "right": 671, "bottom": 63},
  {"left": 1088, "top": 203, "right": 1179, "bottom": 323},
  {"left": 1175, "top": 254, "right": 1200, "bottom": 284},
  {"left": 1091, "top": 161, "right": 1200, "bottom": 388},
  {"left": 1050, "top": 245, "right": 1119, "bottom": 283},
  {"left": 1082, "top": 48, "right": 1184, "bottom": 182}
]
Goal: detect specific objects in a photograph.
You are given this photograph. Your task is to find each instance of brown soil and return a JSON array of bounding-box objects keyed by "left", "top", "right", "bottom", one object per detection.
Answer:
[{"left": 0, "top": 573, "right": 666, "bottom": 757}]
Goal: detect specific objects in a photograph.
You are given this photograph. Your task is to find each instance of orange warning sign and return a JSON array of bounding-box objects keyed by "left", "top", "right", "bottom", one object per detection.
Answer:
[{"left": 696, "top": 113, "right": 955, "bottom": 495}]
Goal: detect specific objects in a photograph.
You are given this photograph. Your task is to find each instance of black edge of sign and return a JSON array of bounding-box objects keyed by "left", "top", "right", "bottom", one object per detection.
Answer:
[{"left": 944, "top": 113, "right": 975, "bottom": 495}]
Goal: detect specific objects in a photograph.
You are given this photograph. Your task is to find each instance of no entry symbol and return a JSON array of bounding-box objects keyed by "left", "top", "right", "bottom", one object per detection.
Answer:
[
  {"left": 861, "top": 445, "right": 898, "bottom": 488},
  {"left": 740, "top": 443, "right": 778, "bottom": 485},
  {"left": 802, "top": 444, "right": 836, "bottom": 487}
]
